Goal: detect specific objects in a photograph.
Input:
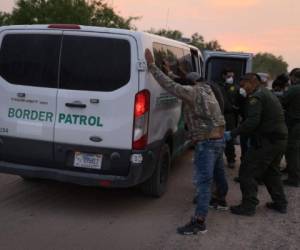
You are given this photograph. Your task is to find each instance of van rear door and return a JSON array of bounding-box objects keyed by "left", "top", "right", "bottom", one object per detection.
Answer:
[
  {"left": 54, "top": 31, "right": 139, "bottom": 173},
  {"left": 203, "top": 51, "right": 252, "bottom": 84},
  {"left": 0, "top": 30, "right": 61, "bottom": 166}
]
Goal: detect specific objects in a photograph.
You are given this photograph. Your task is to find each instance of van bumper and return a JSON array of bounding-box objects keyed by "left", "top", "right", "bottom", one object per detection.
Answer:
[{"left": 0, "top": 143, "right": 162, "bottom": 188}]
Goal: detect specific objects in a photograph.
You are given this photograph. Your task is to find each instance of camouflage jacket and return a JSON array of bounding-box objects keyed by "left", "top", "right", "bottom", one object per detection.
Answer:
[{"left": 149, "top": 64, "right": 225, "bottom": 141}]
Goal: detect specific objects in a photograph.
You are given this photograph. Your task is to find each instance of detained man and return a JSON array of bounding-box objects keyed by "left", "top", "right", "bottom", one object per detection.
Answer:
[{"left": 144, "top": 49, "right": 228, "bottom": 235}]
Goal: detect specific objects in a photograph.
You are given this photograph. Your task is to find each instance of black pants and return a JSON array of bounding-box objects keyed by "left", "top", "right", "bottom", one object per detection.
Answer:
[
  {"left": 240, "top": 138, "right": 288, "bottom": 209},
  {"left": 240, "top": 135, "right": 249, "bottom": 164},
  {"left": 225, "top": 113, "right": 238, "bottom": 163},
  {"left": 225, "top": 140, "right": 236, "bottom": 163},
  {"left": 286, "top": 124, "right": 300, "bottom": 183}
]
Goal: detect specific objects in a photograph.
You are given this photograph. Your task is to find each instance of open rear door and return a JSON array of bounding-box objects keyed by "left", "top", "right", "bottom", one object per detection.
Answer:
[{"left": 203, "top": 51, "right": 252, "bottom": 85}]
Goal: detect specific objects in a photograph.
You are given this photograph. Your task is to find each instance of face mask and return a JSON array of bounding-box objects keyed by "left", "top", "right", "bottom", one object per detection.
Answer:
[
  {"left": 226, "top": 77, "right": 234, "bottom": 84},
  {"left": 239, "top": 88, "right": 247, "bottom": 98},
  {"left": 274, "top": 91, "right": 284, "bottom": 97}
]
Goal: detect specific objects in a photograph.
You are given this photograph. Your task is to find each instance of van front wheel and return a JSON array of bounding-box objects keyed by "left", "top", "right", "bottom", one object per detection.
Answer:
[{"left": 141, "top": 144, "right": 171, "bottom": 197}]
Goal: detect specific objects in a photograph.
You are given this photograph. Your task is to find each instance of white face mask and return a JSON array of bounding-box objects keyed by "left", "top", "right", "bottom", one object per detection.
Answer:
[
  {"left": 239, "top": 88, "right": 247, "bottom": 98},
  {"left": 274, "top": 91, "right": 284, "bottom": 97},
  {"left": 226, "top": 77, "right": 234, "bottom": 84}
]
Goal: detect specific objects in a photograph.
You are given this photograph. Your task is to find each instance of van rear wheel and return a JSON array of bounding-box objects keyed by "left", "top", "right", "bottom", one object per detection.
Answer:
[{"left": 141, "top": 144, "right": 171, "bottom": 197}]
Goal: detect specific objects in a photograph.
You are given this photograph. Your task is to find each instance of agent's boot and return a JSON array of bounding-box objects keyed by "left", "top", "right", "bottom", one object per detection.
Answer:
[
  {"left": 230, "top": 204, "right": 255, "bottom": 216},
  {"left": 266, "top": 202, "right": 287, "bottom": 214}
]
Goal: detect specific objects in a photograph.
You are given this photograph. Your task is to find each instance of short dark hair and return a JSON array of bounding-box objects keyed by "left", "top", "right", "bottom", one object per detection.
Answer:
[
  {"left": 221, "top": 68, "right": 234, "bottom": 76},
  {"left": 272, "top": 74, "right": 289, "bottom": 90},
  {"left": 290, "top": 68, "right": 300, "bottom": 80}
]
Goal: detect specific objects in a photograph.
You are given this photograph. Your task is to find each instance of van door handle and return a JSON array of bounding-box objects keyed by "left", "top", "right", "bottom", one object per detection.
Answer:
[
  {"left": 65, "top": 102, "right": 87, "bottom": 108},
  {"left": 90, "top": 98, "right": 99, "bottom": 104}
]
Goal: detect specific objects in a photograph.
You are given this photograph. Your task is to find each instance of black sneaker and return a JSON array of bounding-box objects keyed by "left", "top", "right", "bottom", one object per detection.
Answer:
[
  {"left": 283, "top": 179, "right": 300, "bottom": 187},
  {"left": 266, "top": 202, "right": 287, "bottom": 214},
  {"left": 230, "top": 205, "right": 255, "bottom": 216},
  {"left": 216, "top": 200, "right": 229, "bottom": 211},
  {"left": 177, "top": 217, "right": 207, "bottom": 235},
  {"left": 209, "top": 199, "right": 229, "bottom": 211}
]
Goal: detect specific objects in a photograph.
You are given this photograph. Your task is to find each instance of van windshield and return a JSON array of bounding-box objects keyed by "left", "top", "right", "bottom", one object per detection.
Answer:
[{"left": 60, "top": 36, "right": 131, "bottom": 92}]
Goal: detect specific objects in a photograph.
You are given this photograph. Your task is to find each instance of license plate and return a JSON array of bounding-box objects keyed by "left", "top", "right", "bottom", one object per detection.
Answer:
[{"left": 74, "top": 152, "right": 103, "bottom": 170}]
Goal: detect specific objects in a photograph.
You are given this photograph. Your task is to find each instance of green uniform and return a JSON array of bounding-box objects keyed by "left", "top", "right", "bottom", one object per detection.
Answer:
[
  {"left": 218, "top": 82, "right": 239, "bottom": 164},
  {"left": 232, "top": 87, "right": 288, "bottom": 210},
  {"left": 282, "top": 83, "right": 300, "bottom": 184}
]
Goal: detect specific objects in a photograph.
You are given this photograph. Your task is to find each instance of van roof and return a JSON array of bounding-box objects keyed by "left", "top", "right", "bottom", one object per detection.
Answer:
[
  {"left": 0, "top": 24, "right": 192, "bottom": 48},
  {"left": 204, "top": 50, "right": 253, "bottom": 58}
]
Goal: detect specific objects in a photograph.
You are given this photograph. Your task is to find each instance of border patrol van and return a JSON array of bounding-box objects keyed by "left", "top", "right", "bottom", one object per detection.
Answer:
[{"left": 0, "top": 24, "right": 203, "bottom": 197}]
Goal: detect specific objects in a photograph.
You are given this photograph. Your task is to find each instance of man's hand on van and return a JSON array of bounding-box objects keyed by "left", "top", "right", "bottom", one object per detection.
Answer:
[{"left": 145, "top": 49, "right": 154, "bottom": 67}]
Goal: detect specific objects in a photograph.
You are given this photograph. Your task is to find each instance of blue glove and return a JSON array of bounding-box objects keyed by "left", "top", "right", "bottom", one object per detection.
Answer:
[{"left": 224, "top": 131, "right": 232, "bottom": 142}]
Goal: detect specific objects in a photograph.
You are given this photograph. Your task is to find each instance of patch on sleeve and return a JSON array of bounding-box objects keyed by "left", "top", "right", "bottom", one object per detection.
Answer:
[
  {"left": 249, "top": 97, "right": 258, "bottom": 105},
  {"left": 230, "top": 86, "right": 235, "bottom": 92}
]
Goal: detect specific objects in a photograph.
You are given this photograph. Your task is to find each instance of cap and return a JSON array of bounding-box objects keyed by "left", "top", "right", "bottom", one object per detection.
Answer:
[
  {"left": 186, "top": 72, "right": 201, "bottom": 82},
  {"left": 240, "top": 73, "right": 261, "bottom": 82}
]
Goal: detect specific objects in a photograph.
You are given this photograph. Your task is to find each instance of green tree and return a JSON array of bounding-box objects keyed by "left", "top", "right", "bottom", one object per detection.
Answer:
[
  {"left": 190, "top": 33, "right": 224, "bottom": 51},
  {"left": 0, "top": 0, "right": 138, "bottom": 29},
  {"left": 253, "top": 53, "right": 288, "bottom": 79},
  {"left": 190, "top": 33, "right": 205, "bottom": 50},
  {"left": 204, "top": 40, "right": 224, "bottom": 51},
  {"left": 0, "top": 12, "right": 11, "bottom": 25},
  {"left": 149, "top": 29, "right": 224, "bottom": 52},
  {"left": 148, "top": 28, "right": 183, "bottom": 40}
]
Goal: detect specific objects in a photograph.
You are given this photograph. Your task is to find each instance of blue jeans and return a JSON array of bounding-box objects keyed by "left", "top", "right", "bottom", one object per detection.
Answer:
[{"left": 194, "top": 138, "right": 228, "bottom": 218}]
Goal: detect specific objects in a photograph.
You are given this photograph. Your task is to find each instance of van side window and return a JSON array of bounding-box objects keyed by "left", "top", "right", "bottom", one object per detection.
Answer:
[
  {"left": 60, "top": 36, "right": 131, "bottom": 92},
  {"left": 0, "top": 34, "right": 61, "bottom": 88},
  {"left": 183, "top": 49, "right": 193, "bottom": 73},
  {"left": 200, "top": 57, "right": 204, "bottom": 78},
  {"left": 153, "top": 43, "right": 193, "bottom": 84}
]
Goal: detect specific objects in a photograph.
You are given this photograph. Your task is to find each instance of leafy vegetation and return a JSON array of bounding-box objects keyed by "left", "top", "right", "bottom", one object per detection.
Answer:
[
  {"left": 0, "top": 0, "right": 289, "bottom": 76},
  {"left": 0, "top": 0, "right": 138, "bottom": 29}
]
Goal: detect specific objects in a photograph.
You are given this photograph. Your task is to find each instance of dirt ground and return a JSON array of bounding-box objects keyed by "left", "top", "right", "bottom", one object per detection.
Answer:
[{"left": 0, "top": 148, "right": 299, "bottom": 250}]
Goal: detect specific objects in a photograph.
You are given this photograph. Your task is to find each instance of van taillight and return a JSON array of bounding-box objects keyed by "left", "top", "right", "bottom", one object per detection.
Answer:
[{"left": 133, "top": 90, "right": 150, "bottom": 150}]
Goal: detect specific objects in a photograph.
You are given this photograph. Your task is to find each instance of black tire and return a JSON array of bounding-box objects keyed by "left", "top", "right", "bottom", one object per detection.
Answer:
[{"left": 141, "top": 144, "right": 171, "bottom": 197}]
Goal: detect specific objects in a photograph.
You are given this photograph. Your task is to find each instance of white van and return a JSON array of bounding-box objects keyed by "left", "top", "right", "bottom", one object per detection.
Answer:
[{"left": 0, "top": 24, "right": 203, "bottom": 197}]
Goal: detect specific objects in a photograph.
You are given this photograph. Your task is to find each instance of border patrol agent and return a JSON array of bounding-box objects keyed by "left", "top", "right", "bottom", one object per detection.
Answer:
[
  {"left": 282, "top": 68, "right": 300, "bottom": 187},
  {"left": 218, "top": 69, "right": 239, "bottom": 168},
  {"left": 225, "top": 73, "right": 288, "bottom": 216}
]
